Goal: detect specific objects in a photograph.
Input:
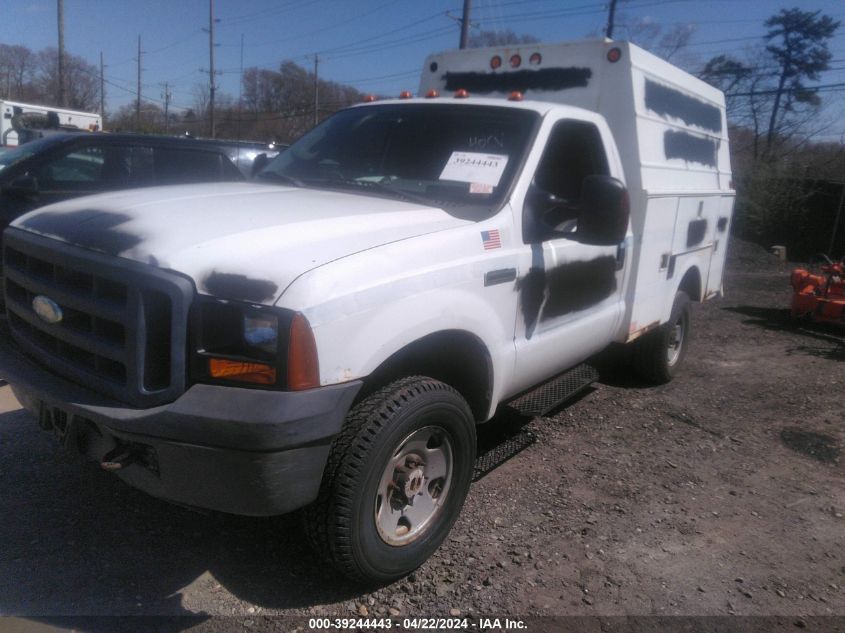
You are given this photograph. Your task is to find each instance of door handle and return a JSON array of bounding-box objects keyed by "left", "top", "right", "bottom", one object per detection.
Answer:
[{"left": 484, "top": 268, "right": 517, "bottom": 286}]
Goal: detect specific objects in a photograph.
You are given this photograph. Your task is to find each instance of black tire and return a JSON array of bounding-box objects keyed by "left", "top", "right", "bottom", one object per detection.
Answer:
[
  {"left": 632, "top": 291, "right": 691, "bottom": 384},
  {"left": 304, "top": 376, "right": 476, "bottom": 583}
]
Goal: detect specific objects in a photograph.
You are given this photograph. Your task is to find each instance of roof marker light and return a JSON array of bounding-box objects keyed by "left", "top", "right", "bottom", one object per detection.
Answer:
[
  {"left": 607, "top": 47, "right": 622, "bottom": 63},
  {"left": 509, "top": 54, "right": 522, "bottom": 68},
  {"left": 529, "top": 52, "right": 542, "bottom": 65},
  {"left": 363, "top": 94, "right": 377, "bottom": 102},
  {"left": 490, "top": 55, "right": 502, "bottom": 70},
  {"left": 425, "top": 89, "right": 440, "bottom": 98},
  {"left": 454, "top": 89, "right": 469, "bottom": 99},
  {"left": 508, "top": 91, "right": 524, "bottom": 102},
  {"left": 399, "top": 90, "right": 413, "bottom": 99}
]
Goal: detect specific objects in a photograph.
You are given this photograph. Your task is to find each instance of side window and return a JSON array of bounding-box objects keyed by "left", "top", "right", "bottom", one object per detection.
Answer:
[
  {"left": 524, "top": 120, "right": 610, "bottom": 242},
  {"left": 153, "top": 148, "right": 225, "bottom": 184},
  {"left": 33, "top": 145, "right": 105, "bottom": 190},
  {"left": 128, "top": 146, "right": 155, "bottom": 185},
  {"left": 534, "top": 120, "right": 609, "bottom": 201},
  {"left": 99, "top": 146, "right": 132, "bottom": 188}
]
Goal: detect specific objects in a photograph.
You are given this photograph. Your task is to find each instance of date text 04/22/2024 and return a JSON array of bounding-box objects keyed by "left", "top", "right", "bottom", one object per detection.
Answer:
[{"left": 306, "top": 617, "right": 528, "bottom": 631}]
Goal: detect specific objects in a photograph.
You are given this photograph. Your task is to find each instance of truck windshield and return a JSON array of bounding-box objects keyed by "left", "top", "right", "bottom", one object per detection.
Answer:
[{"left": 258, "top": 103, "right": 539, "bottom": 220}]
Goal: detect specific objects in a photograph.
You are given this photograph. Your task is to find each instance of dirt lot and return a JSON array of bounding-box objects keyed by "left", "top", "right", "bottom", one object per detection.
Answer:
[{"left": 0, "top": 240, "right": 843, "bottom": 628}]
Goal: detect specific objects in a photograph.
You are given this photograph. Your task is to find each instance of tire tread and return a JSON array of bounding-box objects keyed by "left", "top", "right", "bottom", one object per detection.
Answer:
[
  {"left": 632, "top": 291, "right": 690, "bottom": 384},
  {"left": 304, "top": 376, "right": 469, "bottom": 582}
]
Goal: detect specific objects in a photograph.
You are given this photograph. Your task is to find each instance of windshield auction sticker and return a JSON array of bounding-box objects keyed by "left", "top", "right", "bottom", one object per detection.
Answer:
[{"left": 439, "top": 151, "right": 509, "bottom": 187}]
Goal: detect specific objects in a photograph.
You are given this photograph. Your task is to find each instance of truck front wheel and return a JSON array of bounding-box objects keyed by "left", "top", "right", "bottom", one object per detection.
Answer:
[
  {"left": 304, "top": 376, "right": 476, "bottom": 583},
  {"left": 632, "top": 290, "right": 691, "bottom": 384}
]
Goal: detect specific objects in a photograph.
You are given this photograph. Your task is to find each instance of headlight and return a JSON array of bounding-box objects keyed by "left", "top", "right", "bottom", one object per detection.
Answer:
[
  {"left": 190, "top": 298, "right": 318, "bottom": 390},
  {"left": 243, "top": 312, "right": 278, "bottom": 355}
]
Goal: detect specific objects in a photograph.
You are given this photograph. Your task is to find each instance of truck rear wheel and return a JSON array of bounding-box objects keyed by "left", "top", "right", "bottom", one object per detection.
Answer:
[
  {"left": 632, "top": 291, "right": 691, "bottom": 384},
  {"left": 304, "top": 376, "right": 476, "bottom": 583}
]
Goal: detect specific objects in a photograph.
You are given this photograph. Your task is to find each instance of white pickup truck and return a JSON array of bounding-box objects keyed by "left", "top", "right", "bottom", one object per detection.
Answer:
[{"left": 0, "top": 40, "right": 733, "bottom": 582}]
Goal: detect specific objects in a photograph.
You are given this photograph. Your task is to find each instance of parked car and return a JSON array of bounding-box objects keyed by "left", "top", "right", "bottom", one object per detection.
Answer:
[{"left": 0, "top": 132, "right": 245, "bottom": 234}]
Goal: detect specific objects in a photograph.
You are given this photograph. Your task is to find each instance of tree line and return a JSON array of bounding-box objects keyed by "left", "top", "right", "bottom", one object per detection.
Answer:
[
  {"left": 694, "top": 8, "right": 843, "bottom": 258},
  {"left": 0, "top": 44, "right": 99, "bottom": 111},
  {"left": 108, "top": 61, "right": 366, "bottom": 142}
]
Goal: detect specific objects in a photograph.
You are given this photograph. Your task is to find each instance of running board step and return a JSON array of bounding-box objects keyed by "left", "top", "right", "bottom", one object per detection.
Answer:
[{"left": 507, "top": 363, "right": 599, "bottom": 417}]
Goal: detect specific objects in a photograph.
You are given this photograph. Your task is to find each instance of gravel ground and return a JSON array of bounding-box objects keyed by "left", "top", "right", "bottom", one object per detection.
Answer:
[{"left": 0, "top": 239, "right": 843, "bottom": 629}]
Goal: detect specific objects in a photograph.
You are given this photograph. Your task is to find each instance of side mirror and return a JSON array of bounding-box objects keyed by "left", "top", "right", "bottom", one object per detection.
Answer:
[
  {"left": 4, "top": 175, "right": 39, "bottom": 200},
  {"left": 576, "top": 175, "right": 629, "bottom": 246}
]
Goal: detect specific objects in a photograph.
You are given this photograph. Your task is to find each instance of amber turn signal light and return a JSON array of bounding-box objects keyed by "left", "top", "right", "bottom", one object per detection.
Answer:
[
  {"left": 287, "top": 312, "right": 320, "bottom": 391},
  {"left": 208, "top": 359, "right": 277, "bottom": 385}
]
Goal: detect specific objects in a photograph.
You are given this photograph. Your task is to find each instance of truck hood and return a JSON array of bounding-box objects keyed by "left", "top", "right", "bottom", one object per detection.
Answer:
[{"left": 12, "top": 182, "right": 469, "bottom": 303}]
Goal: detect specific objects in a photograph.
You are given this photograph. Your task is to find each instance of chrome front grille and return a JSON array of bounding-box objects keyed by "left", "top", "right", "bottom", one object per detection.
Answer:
[{"left": 3, "top": 229, "right": 193, "bottom": 407}]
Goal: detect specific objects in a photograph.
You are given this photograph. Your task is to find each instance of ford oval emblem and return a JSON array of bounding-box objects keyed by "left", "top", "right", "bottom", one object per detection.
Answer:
[{"left": 32, "top": 295, "right": 63, "bottom": 324}]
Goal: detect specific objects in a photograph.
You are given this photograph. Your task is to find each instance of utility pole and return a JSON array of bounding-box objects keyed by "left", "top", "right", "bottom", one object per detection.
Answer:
[
  {"left": 57, "top": 0, "right": 66, "bottom": 106},
  {"left": 605, "top": 0, "right": 618, "bottom": 39},
  {"left": 459, "top": 0, "right": 471, "bottom": 49},
  {"left": 208, "top": 0, "right": 216, "bottom": 138},
  {"left": 313, "top": 55, "right": 319, "bottom": 126},
  {"left": 136, "top": 35, "right": 142, "bottom": 131},
  {"left": 162, "top": 82, "right": 172, "bottom": 134},
  {"left": 99, "top": 52, "right": 105, "bottom": 128}
]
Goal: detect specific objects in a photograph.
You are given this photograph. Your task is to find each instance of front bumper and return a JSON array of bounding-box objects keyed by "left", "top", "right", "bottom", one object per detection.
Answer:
[{"left": 0, "top": 321, "right": 362, "bottom": 515}]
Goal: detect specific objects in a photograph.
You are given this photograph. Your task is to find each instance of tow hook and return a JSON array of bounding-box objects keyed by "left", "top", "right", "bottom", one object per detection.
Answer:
[{"left": 100, "top": 445, "right": 138, "bottom": 471}]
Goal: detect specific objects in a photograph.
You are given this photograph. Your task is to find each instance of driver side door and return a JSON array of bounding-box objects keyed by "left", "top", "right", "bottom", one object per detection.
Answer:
[{"left": 511, "top": 118, "right": 626, "bottom": 392}]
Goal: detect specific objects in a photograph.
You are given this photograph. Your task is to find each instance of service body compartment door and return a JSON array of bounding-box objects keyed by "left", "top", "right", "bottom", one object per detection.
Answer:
[
  {"left": 705, "top": 194, "right": 735, "bottom": 297},
  {"left": 625, "top": 193, "right": 678, "bottom": 339}
]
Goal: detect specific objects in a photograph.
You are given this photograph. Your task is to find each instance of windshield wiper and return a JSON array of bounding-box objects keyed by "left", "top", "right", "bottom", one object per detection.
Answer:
[
  {"left": 333, "top": 179, "right": 435, "bottom": 208},
  {"left": 255, "top": 171, "right": 306, "bottom": 188}
]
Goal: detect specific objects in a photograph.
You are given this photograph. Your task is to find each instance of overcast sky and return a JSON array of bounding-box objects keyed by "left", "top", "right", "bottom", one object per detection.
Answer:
[{"left": 1, "top": 0, "right": 843, "bottom": 138}]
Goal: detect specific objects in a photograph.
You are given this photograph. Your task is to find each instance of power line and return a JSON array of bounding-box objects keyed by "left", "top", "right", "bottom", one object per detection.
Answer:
[
  {"left": 315, "top": 13, "right": 456, "bottom": 57},
  {"left": 224, "top": 0, "right": 320, "bottom": 26},
  {"left": 732, "top": 81, "right": 845, "bottom": 97},
  {"left": 225, "top": 0, "right": 399, "bottom": 49}
]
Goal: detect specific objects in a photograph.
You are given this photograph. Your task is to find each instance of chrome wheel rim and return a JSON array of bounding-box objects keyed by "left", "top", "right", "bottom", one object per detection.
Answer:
[
  {"left": 667, "top": 319, "right": 685, "bottom": 366},
  {"left": 375, "top": 426, "right": 454, "bottom": 546}
]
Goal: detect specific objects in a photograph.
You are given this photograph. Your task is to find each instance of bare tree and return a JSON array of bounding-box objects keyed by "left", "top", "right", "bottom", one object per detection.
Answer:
[
  {"left": 696, "top": 9, "right": 842, "bottom": 256},
  {"left": 236, "top": 60, "right": 364, "bottom": 143},
  {"left": 0, "top": 44, "right": 36, "bottom": 99},
  {"left": 110, "top": 100, "right": 165, "bottom": 133},
  {"left": 34, "top": 48, "right": 99, "bottom": 110},
  {"left": 614, "top": 17, "right": 697, "bottom": 66}
]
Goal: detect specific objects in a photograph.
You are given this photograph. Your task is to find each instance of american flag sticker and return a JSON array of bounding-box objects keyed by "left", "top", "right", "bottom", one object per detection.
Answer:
[{"left": 481, "top": 229, "right": 501, "bottom": 250}]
